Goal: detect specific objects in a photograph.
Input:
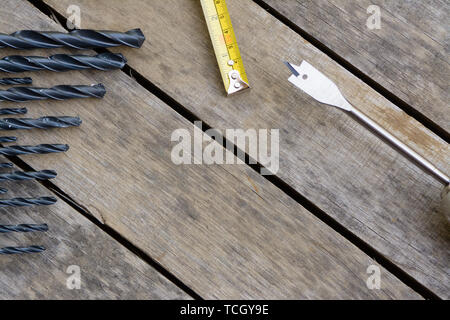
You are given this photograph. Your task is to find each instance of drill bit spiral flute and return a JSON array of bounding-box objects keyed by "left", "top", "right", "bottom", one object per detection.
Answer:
[
  {"left": 0, "top": 28, "right": 145, "bottom": 255},
  {"left": 0, "top": 29, "right": 145, "bottom": 50},
  {"left": 0, "top": 53, "right": 127, "bottom": 73},
  {"left": 0, "top": 224, "right": 48, "bottom": 255},
  {"left": 0, "top": 77, "right": 32, "bottom": 85}
]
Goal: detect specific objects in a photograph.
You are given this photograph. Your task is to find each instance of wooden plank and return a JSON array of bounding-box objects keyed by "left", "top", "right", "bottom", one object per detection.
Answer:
[
  {"left": 0, "top": 158, "right": 189, "bottom": 299},
  {"left": 262, "top": 0, "right": 450, "bottom": 132},
  {"left": 42, "top": 0, "right": 450, "bottom": 297},
  {"left": 0, "top": 0, "right": 420, "bottom": 299}
]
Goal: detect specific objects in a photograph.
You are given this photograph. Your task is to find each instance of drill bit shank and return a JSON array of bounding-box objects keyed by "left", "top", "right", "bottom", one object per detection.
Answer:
[
  {"left": 0, "top": 84, "right": 105, "bottom": 102},
  {"left": 0, "top": 196, "right": 57, "bottom": 207},
  {"left": 0, "top": 29, "right": 145, "bottom": 50},
  {"left": 0, "top": 170, "right": 57, "bottom": 182},
  {"left": 0, "top": 144, "right": 69, "bottom": 156},
  {"left": 0, "top": 53, "right": 126, "bottom": 73},
  {"left": 0, "top": 116, "right": 81, "bottom": 130}
]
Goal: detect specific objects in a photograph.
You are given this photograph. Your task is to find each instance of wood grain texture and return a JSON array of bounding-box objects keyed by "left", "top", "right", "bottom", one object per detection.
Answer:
[
  {"left": 263, "top": 0, "right": 450, "bottom": 132},
  {"left": 43, "top": 0, "right": 450, "bottom": 297},
  {"left": 0, "top": 0, "right": 420, "bottom": 299},
  {"left": 0, "top": 158, "right": 189, "bottom": 299}
]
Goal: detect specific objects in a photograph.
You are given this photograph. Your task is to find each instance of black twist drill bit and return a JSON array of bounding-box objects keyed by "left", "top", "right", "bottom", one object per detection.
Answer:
[
  {"left": 0, "top": 144, "right": 69, "bottom": 156},
  {"left": 0, "top": 246, "right": 45, "bottom": 255},
  {"left": 0, "top": 84, "right": 105, "bottom": 102},
  {"left": 0, "top": 162, "right": 13, "bottom": 168},
  {"left": 0, "top": 223, "right": 48, "bottom": 233},
  {"left": 0, "top": 116, "right": 81, "bottom": 130},
  {"left": 0, "top": 170, "right": 57, "bottom": 182},
  {"left": 0, "top": 53, "right": 126, "bottom": 73},
  {"left": 0, "top": 29, "right": 145, "bottom": 50},
  {"left": 0, "top": 136, "right": 17, "bottom": 143},
  {"left": 0, "top": 107, "right": 27, "bottom": 115},
  {"left": 0, "top": 196, "right": 57, "bottom": 207},
  {"left": 0, "top": 77, "right": 32, "bottom": 85},
  {"left": 0, "top": 188, "right": 7, "bottom": 194}
]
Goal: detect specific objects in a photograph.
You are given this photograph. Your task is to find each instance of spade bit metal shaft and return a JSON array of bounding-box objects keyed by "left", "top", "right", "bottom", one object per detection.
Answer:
[
  {"left": 286, "top": 61, "right": 450, "bottom": 217},
  {"left": 0, "top": 29, "right": 145, "bottom": 50}
]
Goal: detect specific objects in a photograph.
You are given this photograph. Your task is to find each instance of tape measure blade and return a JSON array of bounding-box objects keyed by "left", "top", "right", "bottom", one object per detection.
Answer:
[
  {"left": 201, "top": 0, "right": 232, "bottom": 91},
  {"left": 201, "top": 0, "right": 249, "bottom": 94}
]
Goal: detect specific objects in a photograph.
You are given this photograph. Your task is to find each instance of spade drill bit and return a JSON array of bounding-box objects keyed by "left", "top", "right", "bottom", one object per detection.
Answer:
[
  {"left": 0, "top": 136, "right": 17, "bottom": 143},
  {"left": 0, "top": 29, "right": 145, "bottom": 50},
  {"left": 0, "top": 77, "right": 32, "bottom": 85},
  {"left": 0, "top": 53, "right": 126, "bottom": 73},
  {"left": 286, "top": 60, "right": 450, "bottom": 219},
  {"left": 0, "top": 223, "right": 48, "bottom": 233},
  {"left": 0, "top": 246, "right": 45, "bottom": 255},
  {"left": 0, "top": 116, "right": 81, "bottom": 130},
  {"left": 0, "top": 170, "right": 57, "bottom": 182},
  {"left": 0, "top": 107, "right": 27, "bottom": 115},
  {"left": 0, "top": 196, "right": 57, "bottom": 207},
  {"left": 0, "top": 144, "right": 69, "bottom": 156},
  {"left": 286, "top": 61, "right": 450, "bottom": 186},
  {"left": 0, "top": 84, "right": 105, "bottom": 102}
]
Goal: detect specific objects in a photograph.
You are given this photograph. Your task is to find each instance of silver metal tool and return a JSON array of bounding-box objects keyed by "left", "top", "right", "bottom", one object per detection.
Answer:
[{"left": 285, "top": 60, "right": 450, "bottom": 217}]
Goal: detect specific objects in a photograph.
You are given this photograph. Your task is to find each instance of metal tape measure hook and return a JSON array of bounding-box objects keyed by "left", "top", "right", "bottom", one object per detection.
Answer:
[{"left": 227, "top": 70, "right": 249, "bottom": 95}]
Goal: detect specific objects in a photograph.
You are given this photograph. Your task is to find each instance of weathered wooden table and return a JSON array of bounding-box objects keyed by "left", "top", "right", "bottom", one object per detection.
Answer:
[{"left": 0, "top": 0, "right": 448, "bottom": 299}]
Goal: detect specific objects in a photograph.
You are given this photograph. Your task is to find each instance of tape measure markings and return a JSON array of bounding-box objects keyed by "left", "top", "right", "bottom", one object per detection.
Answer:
[{"left": 201, "top": 0, "right": 249, "bottom": 95}]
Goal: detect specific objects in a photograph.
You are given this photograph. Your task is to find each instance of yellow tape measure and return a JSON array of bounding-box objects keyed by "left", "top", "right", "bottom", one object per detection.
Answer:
[{"left": 200, "top": 0, "right": 249, "bottom": 95}]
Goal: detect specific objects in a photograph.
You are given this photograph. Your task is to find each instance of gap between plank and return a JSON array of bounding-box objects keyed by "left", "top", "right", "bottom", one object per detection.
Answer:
[
  {"left": 253, "top": 0, "right": 450, "bottom": 143},
  {"left": 27, "top": 0, "right": 440, "bottom": 300}
]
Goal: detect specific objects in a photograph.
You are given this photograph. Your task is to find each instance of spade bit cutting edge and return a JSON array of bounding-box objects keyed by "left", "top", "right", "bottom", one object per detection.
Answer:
[{"left": 285, "top": 60, "right": 450, "bottom": 217}]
